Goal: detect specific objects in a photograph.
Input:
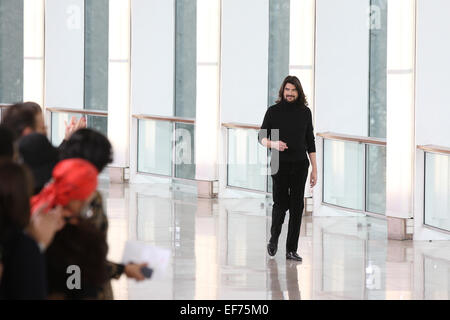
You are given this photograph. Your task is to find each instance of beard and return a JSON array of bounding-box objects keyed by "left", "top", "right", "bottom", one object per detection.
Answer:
[{"left": 284, "top": 95, "right": 298, "bottom": 104}]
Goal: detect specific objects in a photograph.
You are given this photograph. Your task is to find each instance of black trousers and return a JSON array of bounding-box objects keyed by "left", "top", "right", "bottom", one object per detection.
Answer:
[{"left": 269, "top": 159, "right": 309, "bottom": 252}]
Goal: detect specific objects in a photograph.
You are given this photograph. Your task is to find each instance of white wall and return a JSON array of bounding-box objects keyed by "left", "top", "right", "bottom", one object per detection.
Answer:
[
  {"left": 314, "top": 0, "right": 370, "bottom": 136},
  {"left": 45, "top": 0, "right": 84, "bottom": 109},
  {"left": 131, "top": 0, "right": 175, "bottom": 117},
  {"left": 220, "top": 0, "right": 269, "bottom": 126},
  {"left": 414, "top": 0, "right": 450, "bottom": 240},
  {"left": 415, "top": 0, "right": 450, "bottom": 148}
]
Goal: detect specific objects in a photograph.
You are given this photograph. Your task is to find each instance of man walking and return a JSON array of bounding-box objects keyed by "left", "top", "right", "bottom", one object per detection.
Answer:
[{"left": 258, "top": 75, "right": 317, "bottom": 262}]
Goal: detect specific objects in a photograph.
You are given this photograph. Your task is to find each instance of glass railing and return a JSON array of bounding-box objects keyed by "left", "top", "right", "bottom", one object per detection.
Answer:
[
  {"left": 46, "top": 107, "right": 108, "bottom": 146},
  {"left": 419, "top": 145, "right": 450, "bottom": 232},
  {"left": 223, "top": 123, "right": 271, "bottom": 193},
  {"left": 134, "top": 115, "right": 196, "bottom": 180},
  {"left": 318, "top": 132, "right": 387, "bottom": 215}
]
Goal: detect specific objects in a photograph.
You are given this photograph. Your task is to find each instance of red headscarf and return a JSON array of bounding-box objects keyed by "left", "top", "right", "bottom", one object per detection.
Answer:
[{"left": 31, "top": 158, "right": 98, "bottom": 214}]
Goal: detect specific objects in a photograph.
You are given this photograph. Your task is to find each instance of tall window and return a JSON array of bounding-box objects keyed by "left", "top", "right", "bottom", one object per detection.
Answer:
[
  {"left": 84, "top": 0, "right": 108, "bottom": 134},
  {"left": 174, "top": 0, "right": 197, "bottom": 179},
  {"left": 268, "top": 0, "right": 290, "bottom": 106},
  {"left": 366, "top": 0, "right": 387, "bottom": 215},
  {"left": 175, "top": 0, "right": 196, "bottom": 119},
  {"left": 0, "top": 0, "right": 23, "bottom": 104},
  {"left": 368, "top": 0, "right": 387, "bottom": 139}
]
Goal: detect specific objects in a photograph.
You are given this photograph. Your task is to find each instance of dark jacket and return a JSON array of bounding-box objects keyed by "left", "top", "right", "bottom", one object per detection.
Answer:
[
  {"left": 0, "top": 228, "right": 47, "bottom": 299},
  {"left": 258, "top": 101, "right": 316, "bottom": 163},
  {"left": 18, "top": 133, "right": 59, "bottom": 195}
]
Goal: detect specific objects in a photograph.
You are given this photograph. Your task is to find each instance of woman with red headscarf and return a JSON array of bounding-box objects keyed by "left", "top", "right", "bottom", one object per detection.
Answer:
[
  {"left": 31, "top": 158, "right": 98, "bottom": 222},
  {"left": 31, "top": 158, "right": 109, "bottom": 300}
]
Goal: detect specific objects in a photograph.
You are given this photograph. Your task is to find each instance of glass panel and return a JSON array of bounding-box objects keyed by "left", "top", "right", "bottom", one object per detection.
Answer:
[
  {"left": 175, "top": 122, "right": 195, "bottom": 179},
  {"left": 51, "top": 111, "right": 107, "bottom": 146},
  {"left": 84, "top": 0, "right": 109, "bottom": 111},
  {"left": 0, "top": 0, "right": 24, "bottom": 103},
  {"left": 268, "top": 0, "right": 290, "bottom": 106},
  {"left": 86, "top": 115, "right": 108, "bottom": 136},
  {"left": 368, "top": 0, "right": 387, "bottom": 139},
  {"left": 175, "top": 0, "right": 196, "bottom": 118},
  {"left": 227, "top": 128, "right": 268, "bottom": 192},
  {"left": 424, "top": 256, "right": 450, "bottom": 300},
  {"left": 424, "top": 152, "right": 450, "bottom": 231},
  {"left": 366, "top": 145, "right": 386, "bottom": 214},
  {"left": 137, "top": 119, "right": 172, "bottom": 176},
  {"left": 323, "top": 139, "right": 364, "bottom": 210},
  {"left": 51, "top": 112, "right": 82, "bottom": 145}
]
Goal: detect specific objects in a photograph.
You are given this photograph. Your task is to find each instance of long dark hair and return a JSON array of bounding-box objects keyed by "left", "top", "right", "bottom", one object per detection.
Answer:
[
  {"left": 0, "top": 161, "right": 34, "bottom": 243},
  {"left": 276, "top": 75, "right": 308, "bottom": 107}
]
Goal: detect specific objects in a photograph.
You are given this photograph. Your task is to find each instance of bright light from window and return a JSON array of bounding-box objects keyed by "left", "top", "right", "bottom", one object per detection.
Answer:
[
  {"left": 195, "top": 0, "right": 221, "bottom": 180},
  {"left": 108, "top": 0, "right": 131, "bottom": 167},
  {"left": 386, "top": 0, "right": 415, "bottom": 218}
]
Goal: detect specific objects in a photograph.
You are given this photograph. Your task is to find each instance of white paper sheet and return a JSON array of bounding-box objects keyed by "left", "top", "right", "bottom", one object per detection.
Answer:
[{"left": 122, "top": 241, "right": 171, "bottom": 280}]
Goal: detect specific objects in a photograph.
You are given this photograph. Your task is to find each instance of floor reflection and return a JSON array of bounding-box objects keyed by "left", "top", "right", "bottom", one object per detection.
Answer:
[
  {"left": 267, "top": 259, "right": 301, "bottom": 300},
  {"left": 98, "top": 181, "right": 450, "bottom": 300}
]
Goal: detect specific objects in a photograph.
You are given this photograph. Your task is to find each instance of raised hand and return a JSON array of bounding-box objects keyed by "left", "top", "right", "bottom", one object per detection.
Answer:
[
  {"left": 27, "top": 204, "right": 66, "bottom": 250},
  {"left": 64, "top": 116, "right": 87, "bottom": 140}
]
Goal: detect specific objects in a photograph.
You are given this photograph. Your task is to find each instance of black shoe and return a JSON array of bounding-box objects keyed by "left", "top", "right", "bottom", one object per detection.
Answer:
[
  {"left": 267, "top": 243, "right": 277, "bottom": 257},
  {"left": 286, "top": 251, "right": 302, "bottom": 262}
]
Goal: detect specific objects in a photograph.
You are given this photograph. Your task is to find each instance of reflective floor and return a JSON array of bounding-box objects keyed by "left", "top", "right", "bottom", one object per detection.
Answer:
[{"left": 99, "top": 181, "right": 450, "bottom": 300}]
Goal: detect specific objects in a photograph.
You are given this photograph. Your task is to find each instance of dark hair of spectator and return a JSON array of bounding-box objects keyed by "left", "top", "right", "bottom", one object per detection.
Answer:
[
  {"left": 0, "top": 102, "right": 42, "bottom": 141},
  {"left": 0, "top": 126, "right": 14, "bottom": 160},
  {"left": 0, "top": 161, "right": 34, "bottom": 242},
  {"left": 59, "top": 128, "right": 113, "bottom": 172}
]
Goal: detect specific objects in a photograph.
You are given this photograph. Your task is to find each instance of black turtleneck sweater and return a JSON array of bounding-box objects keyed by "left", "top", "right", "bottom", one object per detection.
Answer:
[{"left": 258, "top": 101, "right": 316, "bottom": 163}]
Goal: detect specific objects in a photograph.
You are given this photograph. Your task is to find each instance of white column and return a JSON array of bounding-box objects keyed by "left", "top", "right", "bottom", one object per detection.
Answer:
[
  {"left": 23, "top": 0, "right": 45, "bottom": 107},
  {"left": 413, "top": 0, "right": 450, "bottom": 240},
  {"left": 108, "top": 0, "right": 131, "bottom": 181},
  {"left": 195, "top": 0, "right": 221, "bottom": 196},
  {"left": 385, "top": 0, "right": 416, "bottom": 239},
  {"left": 290, "top": 0, "right": 316, "bottom": 200},
  {"left": 289, "top": 0, "right": 315, "bottom": 111}
]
